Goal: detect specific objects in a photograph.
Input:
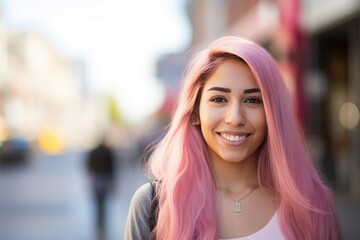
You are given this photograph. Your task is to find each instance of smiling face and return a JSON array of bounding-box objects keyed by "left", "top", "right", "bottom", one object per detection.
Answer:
[{"left": 198, "top": 58, "right": 267, "bottom": 165}]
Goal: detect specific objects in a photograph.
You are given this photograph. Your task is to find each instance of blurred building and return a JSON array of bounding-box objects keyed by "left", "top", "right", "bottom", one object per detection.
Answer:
[
  {"left": 0, "top": 12, "right": 103, "bottom": 153},
  {"left": 0, "top": 12, "right": 9, "bottom": 142},
  {"left": 302, "top": 0, "right": 360, "bottom": 200},
  {"left": 156, "top": 0, "right": 360, "bottom": 200}
]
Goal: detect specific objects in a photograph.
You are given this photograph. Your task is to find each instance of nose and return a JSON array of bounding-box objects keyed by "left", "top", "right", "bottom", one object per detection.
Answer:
[{"left": 224, "top": 102, "right": 246, "bottom": 126}]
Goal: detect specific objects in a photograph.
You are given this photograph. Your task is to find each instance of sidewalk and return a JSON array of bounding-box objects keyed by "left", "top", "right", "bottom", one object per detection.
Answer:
[{"left": 0, "top": 149, "right": 147, "bottom": 240}]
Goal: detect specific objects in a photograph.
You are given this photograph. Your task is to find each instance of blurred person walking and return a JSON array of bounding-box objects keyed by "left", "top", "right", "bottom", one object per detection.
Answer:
[{"left": 86, "top": 138, "right": 116, "bottom": 240}]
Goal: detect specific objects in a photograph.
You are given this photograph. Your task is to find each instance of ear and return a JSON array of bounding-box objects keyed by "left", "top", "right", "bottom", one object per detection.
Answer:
[{"left": 190, "top": 113, "right": 200, "bottom": 126}]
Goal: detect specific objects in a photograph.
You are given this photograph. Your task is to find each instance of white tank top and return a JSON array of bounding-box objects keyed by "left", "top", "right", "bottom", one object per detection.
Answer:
[{"left": 219, "top": 212, "right": 286, "bottom": 240}]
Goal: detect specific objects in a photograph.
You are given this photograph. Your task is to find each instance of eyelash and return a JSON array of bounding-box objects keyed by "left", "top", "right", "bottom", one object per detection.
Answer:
[
  {"left": 210, "top": 96, "right": 227, "bottom": 103},
  {"left": 210, "top": 96, "right": 262, "bottom": 104},
  {"left": 244, "top": 97, "right": 262, "bottom": 104}
]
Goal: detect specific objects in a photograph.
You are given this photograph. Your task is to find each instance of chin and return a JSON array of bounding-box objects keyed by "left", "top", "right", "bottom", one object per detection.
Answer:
[{"left": 218, "top": 153, "right": 247, "bottom": 163}]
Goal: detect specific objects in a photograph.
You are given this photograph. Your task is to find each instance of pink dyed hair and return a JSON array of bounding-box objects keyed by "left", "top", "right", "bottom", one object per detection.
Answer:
[{"left": 148, "top": 36, "right": 340, "bottom": 239}]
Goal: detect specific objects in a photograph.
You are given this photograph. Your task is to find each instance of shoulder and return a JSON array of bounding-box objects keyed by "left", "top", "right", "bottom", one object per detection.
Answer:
[
  {"left": 131, "top": 182, "right": 154, "bottom": 209},
  {"left": 124, "top": 183, "right": 154, "bottom": 240}
]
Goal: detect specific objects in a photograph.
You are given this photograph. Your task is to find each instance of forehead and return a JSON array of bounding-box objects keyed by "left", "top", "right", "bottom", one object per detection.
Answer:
[{"left": 203, "top": 59, "right": 258, "bottom": 90}]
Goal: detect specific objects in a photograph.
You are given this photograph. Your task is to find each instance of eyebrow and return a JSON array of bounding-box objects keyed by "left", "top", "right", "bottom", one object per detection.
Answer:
[
  {"left": 207, "top": 87, "right": 261, "bottom": 94},
  {"left": 207, "top": 87, "right": 231, "bottom": 93},
  {"left": 243, "top": 88, "right": 261, "bottom": 94}
]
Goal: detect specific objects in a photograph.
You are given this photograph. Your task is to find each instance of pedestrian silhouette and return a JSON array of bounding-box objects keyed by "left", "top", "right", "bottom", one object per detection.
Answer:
[{"left": 86, "top": 139, "right": 115, "bottom": 240}]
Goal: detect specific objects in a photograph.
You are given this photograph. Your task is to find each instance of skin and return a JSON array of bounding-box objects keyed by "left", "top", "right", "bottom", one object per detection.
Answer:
[{"left": 198, "top": 59, "right": 276, "bottom": 238}]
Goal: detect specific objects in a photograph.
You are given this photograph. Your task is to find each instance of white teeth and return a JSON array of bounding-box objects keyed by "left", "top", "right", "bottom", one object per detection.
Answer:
[{"left": 221, "top": 133, "right": 247, "bottom": 142}]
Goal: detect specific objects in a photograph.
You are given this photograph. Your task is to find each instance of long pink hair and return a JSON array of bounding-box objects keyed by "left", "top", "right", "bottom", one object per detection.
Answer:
[{"left": 148, "top": 36, "right": 340, "bottom": 240}]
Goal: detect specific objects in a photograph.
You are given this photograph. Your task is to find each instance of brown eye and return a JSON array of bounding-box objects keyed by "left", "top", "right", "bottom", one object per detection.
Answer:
[
  {"left": 210, "top": 96, "right": 227, "bottom": 103},
  {"left": 244, "top": 98, "right": 262, "bottom": 104}
]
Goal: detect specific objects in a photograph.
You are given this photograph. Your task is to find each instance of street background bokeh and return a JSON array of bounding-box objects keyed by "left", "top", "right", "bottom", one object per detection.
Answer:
[{"left": 0, "top": 0, "right": 359, "bottom": 239}]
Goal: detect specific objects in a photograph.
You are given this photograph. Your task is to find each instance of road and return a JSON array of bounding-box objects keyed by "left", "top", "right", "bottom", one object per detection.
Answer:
[{"left": 0, "top": 148, "right": 146, "bottom": 240}]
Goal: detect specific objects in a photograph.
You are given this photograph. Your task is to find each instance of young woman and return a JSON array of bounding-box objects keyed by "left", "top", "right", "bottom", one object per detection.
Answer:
[{"left": 124, "top": 36, "right": 341, "bottom": 240}]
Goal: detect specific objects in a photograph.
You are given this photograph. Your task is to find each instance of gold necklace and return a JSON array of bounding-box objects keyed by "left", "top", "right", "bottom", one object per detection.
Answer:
[{"left": 217, "top": 186, "right": 258, "bottom": 213}]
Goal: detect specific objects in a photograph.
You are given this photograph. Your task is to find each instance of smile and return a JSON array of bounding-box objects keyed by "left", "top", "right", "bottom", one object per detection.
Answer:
[{"left": 220, "top": 133, "right": 249, "bottom": 142}]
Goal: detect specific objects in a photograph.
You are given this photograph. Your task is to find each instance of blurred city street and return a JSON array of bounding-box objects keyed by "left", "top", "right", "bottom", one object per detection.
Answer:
[
  {"left": 0, "top": 147, "right": 359, "bottom": 240},
  {"left": 0, "top": 0, "right": 359, "bottom": 239},
  {"left": 0, "top": 148, "right": 146, "bottom": 240}
]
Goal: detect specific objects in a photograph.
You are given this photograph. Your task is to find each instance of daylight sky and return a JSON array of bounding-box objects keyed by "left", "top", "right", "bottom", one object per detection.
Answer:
[{"left": 0, "top": 0, "right": 191, "bottom": 123}]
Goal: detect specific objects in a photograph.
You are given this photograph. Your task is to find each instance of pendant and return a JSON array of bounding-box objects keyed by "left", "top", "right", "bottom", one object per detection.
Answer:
[{"left": 233, "top": 200, "right": 241, "bottom": 213}]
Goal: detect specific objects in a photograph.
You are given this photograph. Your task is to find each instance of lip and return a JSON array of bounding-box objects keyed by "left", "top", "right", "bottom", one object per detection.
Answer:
[{"left": 217, "top": 131, "right": 251, "bottom": 146}]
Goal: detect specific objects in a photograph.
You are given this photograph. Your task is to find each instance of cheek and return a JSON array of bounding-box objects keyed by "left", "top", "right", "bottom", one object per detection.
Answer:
[
  {"left": 247, "top": 109, "right": 267, "bottom": 133},
  {"left": 256, "top": 114, "right": 266, "bottom": 129},
  {"left": 254, "top": 113, "right": 267, "bottom": 140},
  {"left": 199, "top": 101, "right": 209, "bottom": 125},
  {"left": 199, "top": 104, "right": 219, "bottom": 141},
  {"left": 199, "top": 103, "right": 221, "bottom": 128}
]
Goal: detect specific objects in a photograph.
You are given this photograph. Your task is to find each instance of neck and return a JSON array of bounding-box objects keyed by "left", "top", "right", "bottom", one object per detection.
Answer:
[{"left": 211, "top": 156, "right": 258, "bottom": 193}]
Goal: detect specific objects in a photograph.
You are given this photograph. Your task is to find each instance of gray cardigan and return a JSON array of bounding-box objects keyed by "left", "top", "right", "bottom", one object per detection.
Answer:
[{"left": 124, "top": 183, "right": 153, "bottom": 240}]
